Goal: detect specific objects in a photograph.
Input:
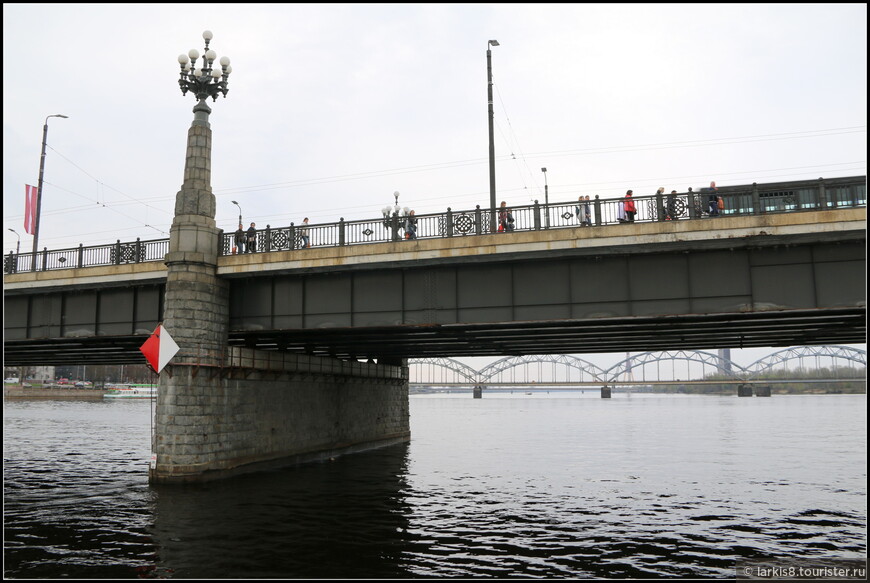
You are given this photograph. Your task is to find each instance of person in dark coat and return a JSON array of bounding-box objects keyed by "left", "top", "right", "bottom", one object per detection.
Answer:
[
  {"left": 234, "top": 223, "right": 245, "bottom": 254},
  {"left": 246, "top": 222, "right": 257, "bottom": 253}
]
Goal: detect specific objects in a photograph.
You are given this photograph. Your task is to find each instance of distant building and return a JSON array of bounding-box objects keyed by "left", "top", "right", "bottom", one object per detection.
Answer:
[{"left": 718, "top": 349, "right": 732, "bottom": 373}]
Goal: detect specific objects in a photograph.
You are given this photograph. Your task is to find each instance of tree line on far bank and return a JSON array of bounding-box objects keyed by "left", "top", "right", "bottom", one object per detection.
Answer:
[{"left": 650, "top": 366, "right": 866, "bottom": 394}]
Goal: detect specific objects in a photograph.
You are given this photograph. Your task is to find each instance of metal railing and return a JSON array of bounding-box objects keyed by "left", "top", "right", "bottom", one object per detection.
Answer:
[
  {"left": 5, "top": 175, "right": 865, "bottom": 275},
  {"left": 4, "top": 238, "right": 169, "bottom": 275}
]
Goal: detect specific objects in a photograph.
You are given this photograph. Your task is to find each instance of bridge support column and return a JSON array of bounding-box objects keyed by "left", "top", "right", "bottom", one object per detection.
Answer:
[
  {"left": 737, "top": 384, "right": 753, "bottom": 397},
  {"left": 601, "top": 386, "right": 611, "bottom": 398},
  {"left": 473, "top": 385, "right": 483, "bottom": 398},
  {"left": 151, "top": 349, "right": 409, "bottom": 483},
  {"left": 754, "top": 385, "right": 772, "bottom": 397}
]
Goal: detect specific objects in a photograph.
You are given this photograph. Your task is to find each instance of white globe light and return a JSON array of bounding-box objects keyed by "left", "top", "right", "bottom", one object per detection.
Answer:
[
  {"left": 212, "top": 68, "right": 222, "bottom": 79},
  {"left": 220, "top": 56, "right": 230, "bottom": 67},
  {"left": 202, "top": 30, "right": 213, "bottom": 41},
  {"left": 178, "top": 54, "right": 190, "bottom": 65},
  {"left": 194, "top": 68, "right": 202, "bottom": 78},
  {"left": 205, "top": 49, "right": 216, "bottom": 61},
  {"left": 188, "top": 49, "right": 200, "bottom": 60},
  {"left": 225, "top": 64, "right": 232, "bottom": 74}
]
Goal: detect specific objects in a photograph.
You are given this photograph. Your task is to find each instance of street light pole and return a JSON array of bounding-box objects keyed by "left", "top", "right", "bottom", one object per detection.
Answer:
[
  {"left": 8, "top": 228, "right": 20, "bottom": 274},
  {"left": 8, "top": 228, "right": 20, "bottom": 256},
  {"left": 541, "top": 167, "right": 549, "bottom": 229},
  {"left": 487, "top": 39, "right": 499, "bottom": 233},
  {"left": 32, "top": 114, "right": 68, "bottom": 270},
  {"left": 231, "top": 200, "right": 242, "bottom": 225}
]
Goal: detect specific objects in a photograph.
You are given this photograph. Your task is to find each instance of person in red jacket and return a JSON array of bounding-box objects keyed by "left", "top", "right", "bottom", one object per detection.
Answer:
[{"left": 624, "top": 190, "right": 637, "bottom": 223}]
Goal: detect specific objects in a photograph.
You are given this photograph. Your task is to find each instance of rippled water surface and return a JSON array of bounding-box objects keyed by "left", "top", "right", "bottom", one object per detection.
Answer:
[{"left": 3, "top": 393, "right": 866, "bottom": 578}]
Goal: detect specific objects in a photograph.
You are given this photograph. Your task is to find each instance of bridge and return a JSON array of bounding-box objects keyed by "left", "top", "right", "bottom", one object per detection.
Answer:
[
  {"left": 3, "top": 81, "right": 864, "bottom": 483},
  {"left": 408, "top": 346, "right": 867, "bottom": 390},
  {"left": 3, "top": 175, "right": 867, "bottom": 366}
]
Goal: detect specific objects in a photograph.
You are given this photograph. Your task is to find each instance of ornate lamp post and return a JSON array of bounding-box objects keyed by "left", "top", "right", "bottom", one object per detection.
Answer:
[
  {"left": 487, "top": 39, "right": 499, "bottom": 233},
  {"left": 177, "top": 30, "right": 232, "bottom": 107},
  {"left": 152, "top": 30, "right": 234, "bottom": 483},
  {"left": 32, "top": 114, "right": 68, "bottom": 270},
  {"left": 382, "top": 191, "right": 409, "bottom": 242}
]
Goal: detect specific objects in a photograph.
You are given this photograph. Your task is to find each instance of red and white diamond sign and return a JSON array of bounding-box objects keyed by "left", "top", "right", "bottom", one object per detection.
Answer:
[{"left": 139, "top": 324, "right": 180, "bottom": 374}]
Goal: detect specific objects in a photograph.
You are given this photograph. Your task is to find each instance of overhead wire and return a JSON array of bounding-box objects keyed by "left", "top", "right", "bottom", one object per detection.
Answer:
[
  {"left": 7, "top": 127, "right": 866, "bottom": 248},
  {"left": 494, "top": 82, "right": 545, "bottom": 202},
  {"left": 43, "top": 145, "right": 171, "bottom": 236}
]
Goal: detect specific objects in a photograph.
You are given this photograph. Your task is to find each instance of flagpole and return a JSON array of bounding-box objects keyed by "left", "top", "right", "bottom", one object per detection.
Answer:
[{"left": 31, "top": 114, "right": 68, "bottom": 271}]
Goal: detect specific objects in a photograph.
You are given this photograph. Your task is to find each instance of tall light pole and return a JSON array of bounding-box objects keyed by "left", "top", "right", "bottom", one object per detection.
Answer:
[
  {"left": 231, "top": 200, "right": 242, "bottom": 225},
  {"left": 487, "top": 39, "right": 499, "bottom": 233},
  {"left": 541, "top": 167, "right": 549, "bottom": 228},
  {"left": 32, "top": 114, "right": 68, "bottom": 270},
  {"left": 8, "top": 228, "right": 20, "bottom": 256},
  {"left": 8, "top": 228, "right": 20, "bottom": 274}
]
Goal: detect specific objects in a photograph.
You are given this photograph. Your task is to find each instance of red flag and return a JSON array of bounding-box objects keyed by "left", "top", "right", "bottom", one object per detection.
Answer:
[{"left": 24, "top": 184, "right": 38, "bottom": 235}]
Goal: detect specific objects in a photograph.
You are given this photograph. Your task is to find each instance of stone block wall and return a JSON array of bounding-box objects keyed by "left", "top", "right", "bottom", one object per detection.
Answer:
[{"left": 150, "top": 349, "right": 409, "bottom": 483}]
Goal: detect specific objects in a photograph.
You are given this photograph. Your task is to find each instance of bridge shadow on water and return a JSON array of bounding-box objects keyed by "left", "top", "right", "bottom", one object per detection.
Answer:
[
  {"left": 149, "top": 443, "right": 416, "bottom": 579},
  {"left": 143, "top": 434, "right": 832, "bottom": 580}
]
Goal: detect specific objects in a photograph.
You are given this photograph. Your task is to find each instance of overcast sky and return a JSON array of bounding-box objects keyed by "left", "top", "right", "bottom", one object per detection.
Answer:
[{"left": 3, "top": 3, "right": 866, "bottom": 366}]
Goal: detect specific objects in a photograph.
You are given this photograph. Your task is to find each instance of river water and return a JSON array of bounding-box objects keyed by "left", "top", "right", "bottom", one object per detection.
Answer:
[{"left": 3, "top": 392, "right": 866, "bottom": 579}]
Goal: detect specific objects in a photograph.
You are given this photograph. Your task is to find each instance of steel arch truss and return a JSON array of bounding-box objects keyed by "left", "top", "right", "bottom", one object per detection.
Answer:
[
  {"left": 410, "top": 347, "right": 865, "bottom": 386},
  {"left": 409, "top": 357, "right": 481, "bottom": 384},
  {"left": 743, "top": 345, "right": 867, "bottom": 380},
  {"left": 601, "top": 350, "right": 747, "bottom": 383},
  {"left": 478, "top": 354, "right": 607, "bottom": 384}
]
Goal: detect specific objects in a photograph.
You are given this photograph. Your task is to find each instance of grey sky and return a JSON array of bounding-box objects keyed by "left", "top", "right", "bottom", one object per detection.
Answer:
[{"left": 3, "top": 3, "right": 866, "bottom": 365}]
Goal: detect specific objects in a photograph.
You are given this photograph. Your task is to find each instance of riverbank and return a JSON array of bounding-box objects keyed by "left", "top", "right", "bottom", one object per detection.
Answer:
[{"left": 3, "top": 387, "right": 106, "bottom": 400}]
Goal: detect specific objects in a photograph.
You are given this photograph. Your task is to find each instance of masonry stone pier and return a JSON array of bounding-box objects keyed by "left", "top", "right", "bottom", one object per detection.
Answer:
[
  {"left": 150, "top": 84, "right": 410, "bottom": 483},
  {"left": 151, "top": 348, "right": 409, "bottom": 482}
]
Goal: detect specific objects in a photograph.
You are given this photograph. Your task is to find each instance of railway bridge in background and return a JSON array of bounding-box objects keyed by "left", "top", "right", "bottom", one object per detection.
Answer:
[{"left": 408, "top": 346, "right": 867, "bottom": 388}]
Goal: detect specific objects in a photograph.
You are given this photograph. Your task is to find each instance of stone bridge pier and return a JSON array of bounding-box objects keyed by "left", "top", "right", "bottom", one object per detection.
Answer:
[
  {"left": 150, "top": 348, "right": 410, "bottom": 483},
  {"left": 150, "top": 98, "right": 409, "bottom": 483}
]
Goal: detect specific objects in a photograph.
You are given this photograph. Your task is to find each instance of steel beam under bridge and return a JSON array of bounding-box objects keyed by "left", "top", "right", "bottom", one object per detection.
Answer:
[{"left": 3, "top": 209, "right": 866, "bottom": 365}]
